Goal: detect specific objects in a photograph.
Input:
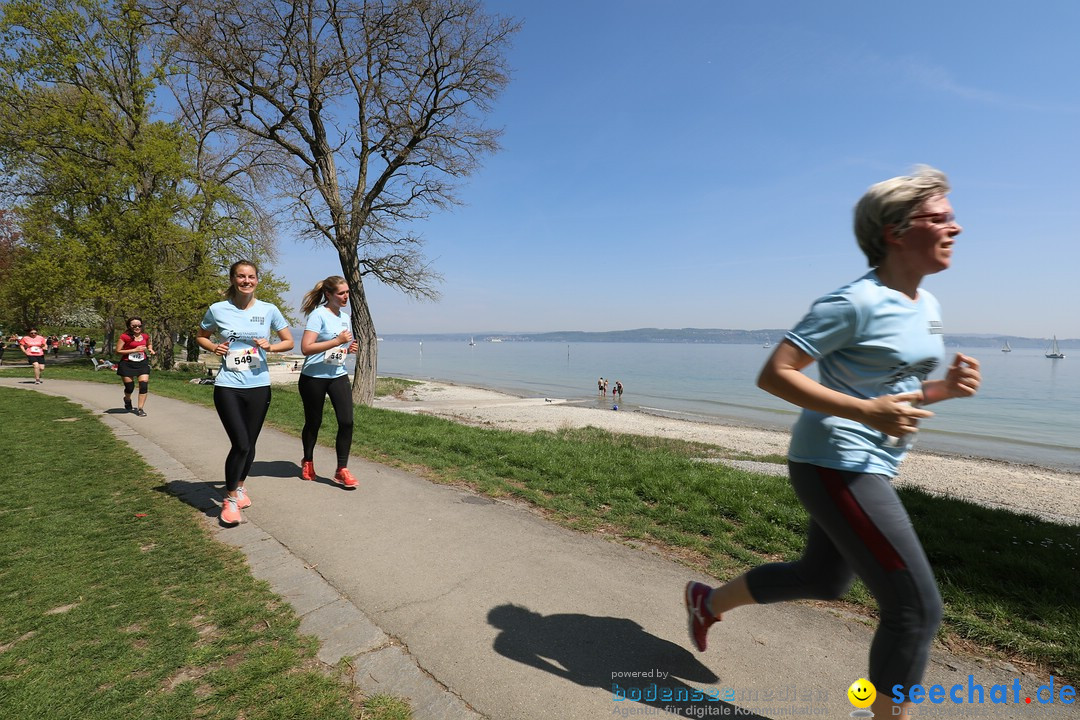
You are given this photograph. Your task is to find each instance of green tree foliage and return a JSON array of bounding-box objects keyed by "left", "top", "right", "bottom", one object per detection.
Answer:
[
  {"left": 0, "top": 0, "right": 283, "bottom": 366},
  {"left": 0, "top": 204, "right": 89, "bottom": 331}
]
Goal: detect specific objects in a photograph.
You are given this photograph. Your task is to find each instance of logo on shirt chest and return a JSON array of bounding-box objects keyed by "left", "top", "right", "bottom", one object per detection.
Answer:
[
  {"left": 250, "top": 315, "right": 265, "bottom": 324},
  {"left": 886, "top": 358, "right": 940, "bottom": 387},
  {"left": 928, "top": 320, "right": 943, "bottom": 335}
]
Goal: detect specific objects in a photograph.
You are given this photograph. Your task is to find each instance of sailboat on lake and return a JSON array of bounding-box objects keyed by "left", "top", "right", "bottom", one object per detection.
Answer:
[
  {"left": 1001, "top": 340, "right": 1011, "bottom": 353},
  {"left": 1045, "top": 335, "right": 1065, "bottom": 359}
]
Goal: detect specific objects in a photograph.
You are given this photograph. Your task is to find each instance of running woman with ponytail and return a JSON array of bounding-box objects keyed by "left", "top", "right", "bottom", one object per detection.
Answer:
[
  {"left": 115, "top": 317, "right": 155, "bottom": 416},
  {"left": 196, "top": 261, "right": 293, "bottom": 526},
  {"left": 298, "top": 276, "right": 360, "bottom": 488}
]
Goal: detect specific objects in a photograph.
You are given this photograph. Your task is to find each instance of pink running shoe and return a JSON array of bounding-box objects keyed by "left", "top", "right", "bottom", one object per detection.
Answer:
[
  {"left": 333, "top": 467, "right": 358, "bottom": 489},
  {"left": 685, "top": 581, "right": 719, "bottom": 652},
  {"left": 220, "top": 497, "right": 242, "bottom": 526},
  {"left": 300, "top": 460, "right": 316, "bottom": 481},
  {"left": 236, "top": 486, "right": 251, "bottom": 509}
]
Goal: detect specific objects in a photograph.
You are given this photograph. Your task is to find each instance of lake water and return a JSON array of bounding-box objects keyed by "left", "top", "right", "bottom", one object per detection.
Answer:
[{"left": 367, "top": 340, "right": 1080, "bottom": 472}]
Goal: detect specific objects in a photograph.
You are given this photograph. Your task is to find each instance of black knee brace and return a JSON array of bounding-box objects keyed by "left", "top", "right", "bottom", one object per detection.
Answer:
[
  {"left": 138, "top": 380, "right": 149, "bottom": 394},
  {"left": 124, "top": 380, "right": 135, "bottom": 395}
]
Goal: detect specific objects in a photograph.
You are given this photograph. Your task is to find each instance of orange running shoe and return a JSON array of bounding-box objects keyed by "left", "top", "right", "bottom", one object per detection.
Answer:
[
  {"left": 333, "top": 467, "right": 358, "bottom": 489},
  {"left": 236, "top": 486, "right": 251, "bottom": 509},
  {"left": 300, "top": 460, "right": 316, "bottom": 481},
  {"left": 220, "top": 497, "right": 242, "bottom": 526}
]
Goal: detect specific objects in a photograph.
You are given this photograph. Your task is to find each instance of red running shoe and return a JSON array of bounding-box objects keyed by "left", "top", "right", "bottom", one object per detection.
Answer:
[
  {"left": 333, "top": 467, "right": 358, "bottom": 489},
  {"left": 300, "top": 460, "right": 316, "bottom": 481},
  {"left": 685, "top": 581, "right": 719, "bottom": 652},
  {"left": 220, "top": 497, "right": 242, "bottom": 526}
]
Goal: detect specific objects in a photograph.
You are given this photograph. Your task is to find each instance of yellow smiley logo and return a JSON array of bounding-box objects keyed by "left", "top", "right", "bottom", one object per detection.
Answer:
[{"left": 847, "top": 678, "right": 876, "bottom": 709}]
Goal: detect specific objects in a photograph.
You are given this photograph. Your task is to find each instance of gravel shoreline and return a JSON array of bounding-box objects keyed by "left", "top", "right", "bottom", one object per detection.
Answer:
[{"left": 371, "top": 378, "right": 1080, "bottom": 526}]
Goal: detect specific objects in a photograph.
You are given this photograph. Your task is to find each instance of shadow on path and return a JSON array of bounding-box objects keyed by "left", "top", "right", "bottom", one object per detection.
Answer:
[
  {"left": 488, "top": 604, "right": 767, "bottom": 718},
  {"left": 155, "top": 478, "right": 221, "bottom": 517},
  {"left": 250, "top": 459, "right": 303, "bottom": 479}
]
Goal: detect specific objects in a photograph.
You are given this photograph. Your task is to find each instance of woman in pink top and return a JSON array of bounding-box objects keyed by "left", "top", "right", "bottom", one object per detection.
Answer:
[{"left": 18, "top": 327, "right": 48, "bottom": 384}]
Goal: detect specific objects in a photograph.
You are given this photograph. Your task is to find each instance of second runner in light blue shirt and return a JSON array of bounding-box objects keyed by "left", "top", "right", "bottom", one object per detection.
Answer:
[{"left": 301, "top": 305, "right": 353, "bottom": 379}]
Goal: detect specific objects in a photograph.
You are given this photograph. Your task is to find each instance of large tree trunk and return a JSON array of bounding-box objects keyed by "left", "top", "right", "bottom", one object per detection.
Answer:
[
  {"left": 103, "top": 315, "right": 117, "bottom": 360},
  {"left": 344, "top": 266, "right": 377, "bottom": 406},
  {"left": 156, "top": 321, "right": 176, "bottom": 370},
  {"left": 186, "top": 333, "right": 200, "bottom": 361}
]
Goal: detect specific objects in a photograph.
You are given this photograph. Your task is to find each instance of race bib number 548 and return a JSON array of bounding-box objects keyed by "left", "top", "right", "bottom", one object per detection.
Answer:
[{"left": 325, "top": 347, "right": 347, "bottom": 366}]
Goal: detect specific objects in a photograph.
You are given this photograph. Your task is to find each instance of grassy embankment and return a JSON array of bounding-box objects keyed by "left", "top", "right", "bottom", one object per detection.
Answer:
[
  {"left": 0, "top": 383, "right": 411, "bottom": 719},
  {"left": 3, "top": 359, "right": 1077, "bottom": 684}
]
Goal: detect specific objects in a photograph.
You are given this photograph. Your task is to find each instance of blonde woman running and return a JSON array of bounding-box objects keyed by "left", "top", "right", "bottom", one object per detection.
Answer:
[
  {"left": 684, "top": 167, "right": 981, "bottom": 719},
  {"left": 297, "top": 275, "right": 360, "bottom": 489}
]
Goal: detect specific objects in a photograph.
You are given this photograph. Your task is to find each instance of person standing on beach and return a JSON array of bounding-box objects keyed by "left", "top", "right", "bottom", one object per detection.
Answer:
[
  {"left": 18, "top": 327, "right": 47, "bottom": 383},
  {"left": 297, "top": 275, "right": 359, "bottom": 489},
  {"left": 196, "top": 260, "right": 293, "bottom": 526},
  {"left": 684, "top": 166, "right": 981, "bottom": 719},
  {"left": 598, "top": 377, "right": 605, "bottom": 395},
  {"left": 115, "top": 317, "right": 156, "bottom": 416}
]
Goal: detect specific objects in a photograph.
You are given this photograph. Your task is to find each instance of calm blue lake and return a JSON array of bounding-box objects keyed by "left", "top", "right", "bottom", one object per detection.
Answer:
[{"left": 367, "top": 340, "right": 1080, "bottom": 472}]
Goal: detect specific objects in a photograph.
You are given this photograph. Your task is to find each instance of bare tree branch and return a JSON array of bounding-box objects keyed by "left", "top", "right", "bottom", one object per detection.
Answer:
[{"left": 149, "top": 0, "right": 517, "bottom": 403}]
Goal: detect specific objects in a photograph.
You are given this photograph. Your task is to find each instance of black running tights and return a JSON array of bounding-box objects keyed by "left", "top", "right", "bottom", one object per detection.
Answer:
[
  {"left": 298, "top": 374, "right": 354, "bottom": 469},
  {"left": 213, "top": 385, "right": 271, "bottom": 492}
]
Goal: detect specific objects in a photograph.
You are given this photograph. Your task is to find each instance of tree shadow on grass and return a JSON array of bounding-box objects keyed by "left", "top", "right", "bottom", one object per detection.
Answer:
[{"left": 487, "top": 603, "right": 767, "bottom": 718}]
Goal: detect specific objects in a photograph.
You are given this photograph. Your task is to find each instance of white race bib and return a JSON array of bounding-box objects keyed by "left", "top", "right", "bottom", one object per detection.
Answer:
[
  {"left": 129, "top": 351, "right": 146, "bottom": 362},
  {"left": 226, "top": 347, "right": 260, "bottom": 372},
  {"left": 325, "top": 346, "right": 347, "bottom": 366}
]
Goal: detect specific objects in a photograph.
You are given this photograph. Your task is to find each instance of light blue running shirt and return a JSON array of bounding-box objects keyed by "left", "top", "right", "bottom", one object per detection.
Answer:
[
  {"left": 200, "top": 299, "right": 289, "bottom": 389},
  {"left": 301, "top": 305, "right": 351, "bottom": 379},
  {"left": 785, "top": 271, "right": 945, "bottom": 477}
]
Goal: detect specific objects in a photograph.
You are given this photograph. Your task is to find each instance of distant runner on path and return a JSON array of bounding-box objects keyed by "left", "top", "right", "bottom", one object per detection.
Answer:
[
  {"left": 18, "top": 327, "right": 47, "bottom": 384},
  {"left": 115, "top": 316, "right": 155, "bottom": 416}
]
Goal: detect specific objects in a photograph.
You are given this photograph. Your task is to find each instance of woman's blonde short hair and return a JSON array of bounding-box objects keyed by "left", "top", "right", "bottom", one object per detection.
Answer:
[{"left": 854, "top": 165, "right": 951, "bottom": 267}]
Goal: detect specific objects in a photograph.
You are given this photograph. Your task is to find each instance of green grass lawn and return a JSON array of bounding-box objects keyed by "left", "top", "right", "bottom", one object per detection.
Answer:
[
  {"left": 3, "top": 361, "right": 1078, "bottom": 683},
  {"left": 0, "top": 386, "right": 411, "bottom": 720}
]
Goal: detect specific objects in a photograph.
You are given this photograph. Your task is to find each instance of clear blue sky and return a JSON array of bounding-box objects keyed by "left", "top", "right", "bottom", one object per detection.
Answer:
[{"left": 275, "top": 0, "right": 1080, "bottom": 338}]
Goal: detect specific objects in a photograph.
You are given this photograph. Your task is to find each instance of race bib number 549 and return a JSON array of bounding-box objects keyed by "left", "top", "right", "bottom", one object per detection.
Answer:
[{"left": 226, "top": 347, "right": 260, "bottom": 372}]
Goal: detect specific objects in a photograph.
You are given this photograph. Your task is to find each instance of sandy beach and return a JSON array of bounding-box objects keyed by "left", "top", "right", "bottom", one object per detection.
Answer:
[
  {"left": 359, "top": 375, "right": 1080, "bottom": 526},
  {"left": 262, "top": 362, "right": 1079, "bottom": 524}
]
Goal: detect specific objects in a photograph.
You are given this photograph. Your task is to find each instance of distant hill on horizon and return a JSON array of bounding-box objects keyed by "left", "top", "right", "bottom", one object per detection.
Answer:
[{"left": 383, "top": 328, "right": 1078, "bottom": 349}]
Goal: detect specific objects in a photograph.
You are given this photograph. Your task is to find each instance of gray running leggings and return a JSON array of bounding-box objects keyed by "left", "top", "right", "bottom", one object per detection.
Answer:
[{"left": 745, "top": 462, "right": 943, "bottom": 691}]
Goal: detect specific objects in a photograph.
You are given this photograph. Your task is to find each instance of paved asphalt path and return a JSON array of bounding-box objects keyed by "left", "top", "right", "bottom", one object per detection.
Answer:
[{"left": 2, "top": 377, "right": 1071, "bottom": 719}]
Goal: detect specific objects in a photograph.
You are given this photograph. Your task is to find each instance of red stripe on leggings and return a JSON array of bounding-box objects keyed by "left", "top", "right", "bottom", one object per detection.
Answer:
[{"left": 819, "top": 467, "right": 906, "bottom": 573}]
